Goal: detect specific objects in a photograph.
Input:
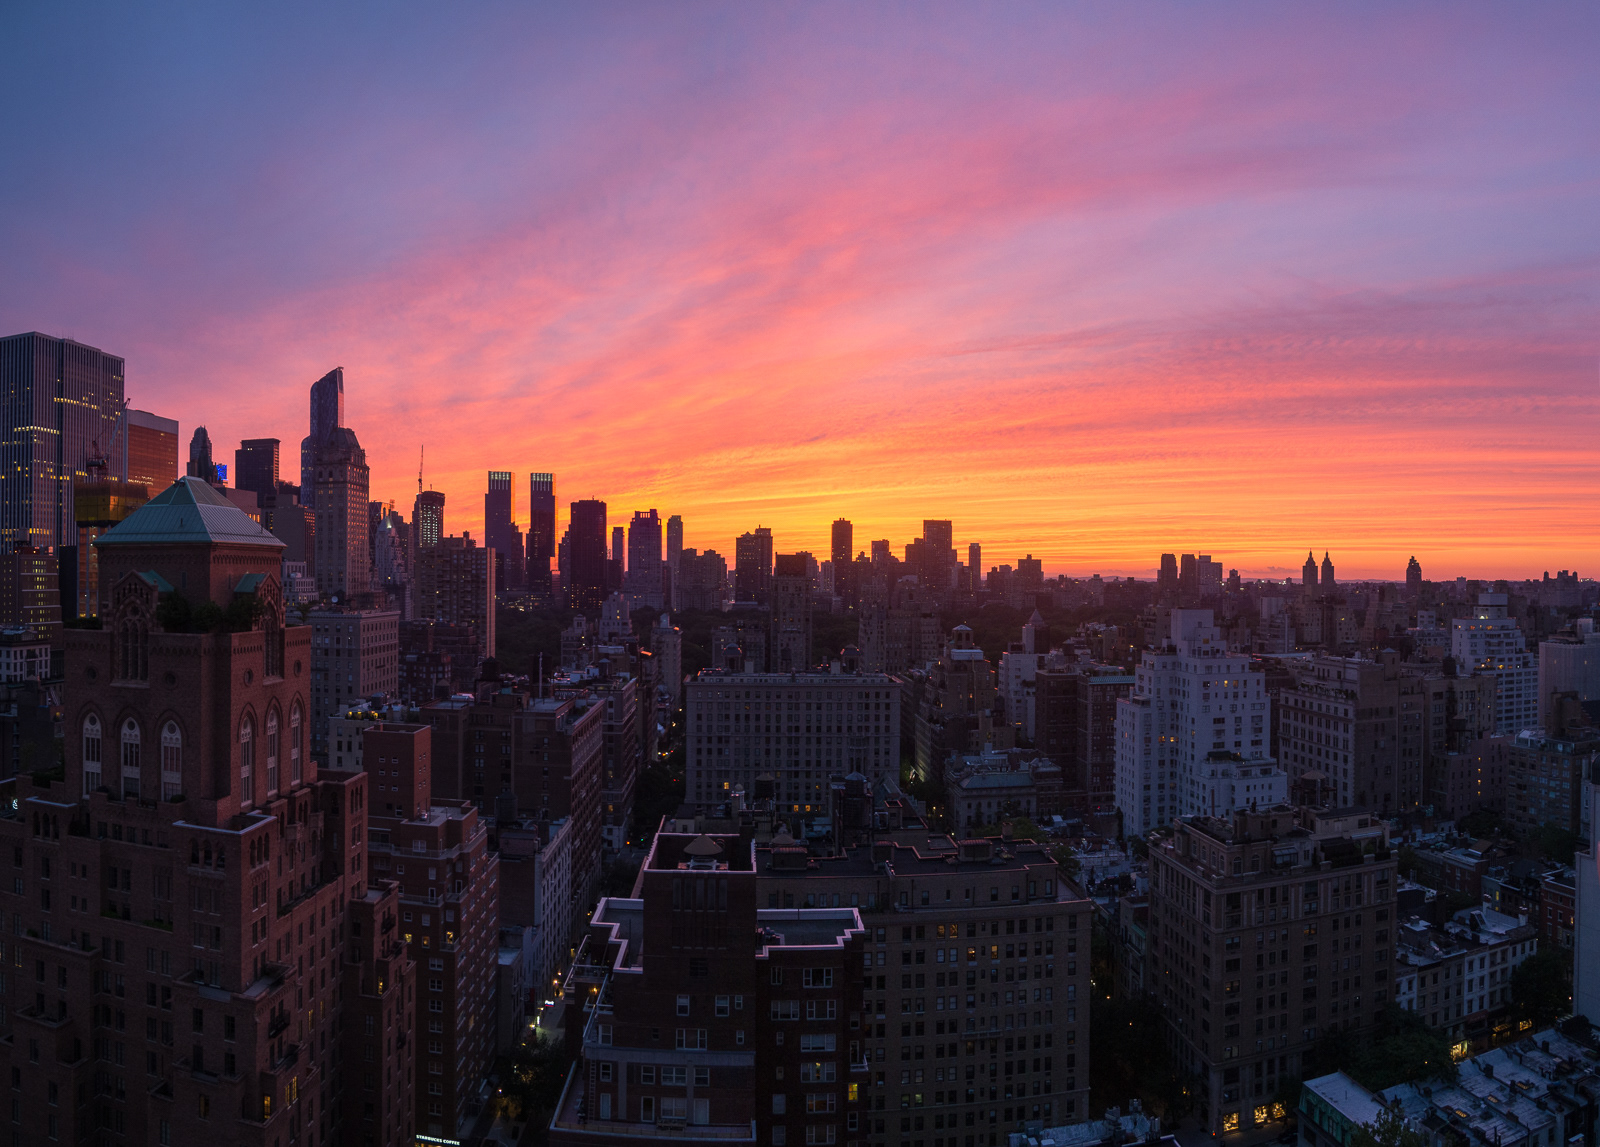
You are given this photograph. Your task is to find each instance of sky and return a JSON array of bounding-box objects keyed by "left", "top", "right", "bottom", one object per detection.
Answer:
[{"left": 1, "top": 3, "right": 1596, "bottom": 581}]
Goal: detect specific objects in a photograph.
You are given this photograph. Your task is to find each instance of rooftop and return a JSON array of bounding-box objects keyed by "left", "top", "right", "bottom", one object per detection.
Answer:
[{"left": 94, "top": 476, "right": 284, "bottom": 550}]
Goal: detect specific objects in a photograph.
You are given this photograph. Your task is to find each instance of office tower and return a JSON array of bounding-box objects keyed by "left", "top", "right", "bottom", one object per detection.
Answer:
[
  {"left": 234, "top": 437, "right": 280, "bottom": 497},
  {"left": 483, "top": 470, "right": 525, "bottom": 591},
  {"left": 734, "top": 526, "right": 773, "bottom": 603},
  {"left": 1034, "top": 666, "right": 1134, "bottom": 814},
  {"left": 312, "top": 426, "right": 371, "bottom": 601},
  {"left": 920, "top": 519, "right": 954, "bottom": 590},
  {"left": 1320, "top": 552, "right": 1335, "bottom": 589},
  {"left": 413, "top": 488, "right": 445, "bottom": 554},
  {"left": 676, "top": 548, "right": 728, "bottom": 611},
  {"left": 1177, "top": 552, "right": 1198, "bottom": 600},
  {"left": 567, "top": 500, "right": 609, "bottom": 612},
  {"left": 1406, "top": 555, "right": 1423, "bottom": 596},
  {"left": 870, "top": 539, "right": 890, "bottom": 566},
  {"left": 307, "top": 605, "right": 399, "bottom": 754},
  {"left": 1453, "top": 593, "right": 1538, "bottom": 735},
  {"left": 414, "top": 536, "right": 495, "bottom": 658},
  {"left": 1114, "top": 609, "right": 1284, "bottom": 836},
  {"left": 1017, "top": 554, "right": 1044, "bottom": 597},
  {"left": 300, "top": 366, "right": 345, "bottom": 504},
  {"left": 625, "top": 509, "right": 664, "bottom": 608},
  {"left": 1157, "top": 553, "right": 1178, "bottom": 596},
  {"left": 685, "top": 667, "right": 900, "bottom": 805},
  {"left": 1147, "top": 808, "right": 1398, "bottom": 1136},
  {"left": 1198, "top": 555, "right": 1223, "bottom": 598},
  {"left": 186, "top": 426, "right": 217, "bottom": 483},
  {"left": 526, "top": 473, "right": 556, "bottom": 599},
  {"left": 831, "top": 517, "right": 853, "bottom": 602},
  {"left": 0, "top": 475, "right": 419, "bottom": 1147},
  {"left": 653, "top": 612, "right": 683, "bottom": 705},
  {"left": 770, "top": 553, "right": 813, "bottom": 671},
  {"left": 1301, "top": 550, "right": 1318, "bottom": 594},
  {"left": 358, "top": 722, "right": 499, "bottom": 1140},
  {"left": 0, "top": 332, "right": 126, "bottom": 553},
  {"left": 126, "top": 408, "right": 179, "bottom": 490},
  {"left": 0, "top": 546, "right": 62, "bottom": 654},
  {"left": 666, "top": 513, "right": 683, "bottom": 608},
  {"left": 968, "top": 541, "right": 982, "bottom": 592},
  {"left": 551, "top": 831, "right": 869, "bottom": 1146},
  {"left": 611, "top": 525, "right": 624, "bottom": 565}
]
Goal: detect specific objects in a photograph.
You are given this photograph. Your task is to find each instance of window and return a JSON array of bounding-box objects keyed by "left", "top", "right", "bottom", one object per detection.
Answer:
[
  {"left": 82, "top": 715, "right": 102, "bottom": 794},
  {"left": 803, "top": 968, "right": 833, "bottom": 988},
  {"left": 641, "top": 1097, "right": 655, "bottom": 1124},
  {"left": 121, "top": 719, "right": 141, "bottom": 799},
  {"left": 771, "top": 1001, "right": 800, "bottom": 1021},
  {"left": 805, "top": 1092, "right": 837, "bottom": 1113},
  {"left": 675, "top": 1028, "right": 706, "bottom": 1049},
  {"left": 160, "top": 722, "right": 182, "bottom": 800},
  {"left": 238, "top": 717, "right": 254, "bottom": 803},
  {"left": 716, "top": 995, "right": 730, "bottom": 1017},
  {"left": 806, "top": 1000, "right": 837, "bottom": 1020},
  {"left": 265, "top": 711, "right": 279, "bottom": 795},
  {"left": 661, "top": 1066, "right": 687, "bottom": 1085},
  {"left": 284, "top": 704, "right": 302, "bottom": 786},
  {"left": 772, "top": 1094, "right": 787, "bottom": 1114},
  {"left": 677, "top": 994, "right": 691, "bottom": 1016}
]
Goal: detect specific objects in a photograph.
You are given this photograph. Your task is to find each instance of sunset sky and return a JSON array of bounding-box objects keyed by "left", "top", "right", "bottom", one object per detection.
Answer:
[{"left": 2, "top": 3, "right": 1596, "bottom": 580}]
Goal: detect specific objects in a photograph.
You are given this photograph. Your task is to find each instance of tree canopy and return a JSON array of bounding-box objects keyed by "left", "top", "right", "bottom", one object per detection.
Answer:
[{"left": 1509, "top": 947, "right": 1572, "bottom": 1029}]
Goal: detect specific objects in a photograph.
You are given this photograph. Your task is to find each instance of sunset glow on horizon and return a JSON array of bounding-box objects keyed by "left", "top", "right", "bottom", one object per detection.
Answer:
[{"left": 3, "top": 3, "right": 1596, "bottom": 581}]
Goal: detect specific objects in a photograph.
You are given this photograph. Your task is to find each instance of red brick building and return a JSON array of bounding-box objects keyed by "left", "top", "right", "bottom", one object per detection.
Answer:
[{"left": 0, "top": 477, "right": 417, "bottom": 1147}]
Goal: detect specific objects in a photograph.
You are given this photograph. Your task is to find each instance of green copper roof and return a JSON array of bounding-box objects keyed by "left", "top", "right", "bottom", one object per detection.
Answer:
[{"left": 93, "top": 476, "right": 285, "bottom": 550}]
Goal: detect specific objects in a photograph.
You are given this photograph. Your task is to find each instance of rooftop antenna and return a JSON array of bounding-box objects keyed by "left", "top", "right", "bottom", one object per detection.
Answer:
[{"left": 418, "top": 445, "right": 424, "bottom": 496}]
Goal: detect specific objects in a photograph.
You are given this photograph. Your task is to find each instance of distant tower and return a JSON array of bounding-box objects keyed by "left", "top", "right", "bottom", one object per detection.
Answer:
[
  {"left": 1157, "top": 553, "right": 1178, "bottom": 596},
  {"left": 771, "top": 554, "right": 813, "bottom": 671},
  {"left": 967, "top": 542, "right": 982, "bottom": 592},
  {"left": 300, "top": 367, "right": 345, "bottom": 505},
  {"left": 1302, "top": 550, "right": 1319, "bottom": 594},
  {"left": 567, "top": 500, "right": 608, "bottom": 611},
  {"left": 1320, "top": 552, "right": 1335, "bottom": 590},
  {"left": 666, "top": 514, "right": 684, "bottom": 609},
  {"left": 1406, "top": 556, "right": 1422, "bottom": 597},
  {"left": 483, "top": 471, "right": 523, "bottom": 590},
  {"left": 625, "top": 509, "right": 664, "bottom": 609},
  {"left": 234, "top": 438, "right": 280, "bottom": 497},
  {"left": 312, "top": 427, "right": 370, "bottom": 600},
  {"left": 526, "top": 474, "right": 556, "bottom": 600},
  {"left": 735, "top": 527, "right": 774, "bottom": 604},
  {"left": 186, "top": 427, "right": 217, "bottom": 484},
  {"left": 831, "top": 518, "right": 854, "bottom": 602}
]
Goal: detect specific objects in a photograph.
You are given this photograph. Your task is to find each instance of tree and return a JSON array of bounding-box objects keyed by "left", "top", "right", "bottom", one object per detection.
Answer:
[
  {"left": 973, "top": 816, "right": 1044, "bottom": 842},
  {"left": 1532, "top": 825, "right": 1585, "bottom": 866},
  {"left": 1509, "top": 947, "right": 1572, "bottom": 1028},
  {"left": 1303, "top": 1006, "right": 1455, "bottom": 1092},
  {"left": 1350, "top": 1103, "right": 1431, "bottom": 1147}
]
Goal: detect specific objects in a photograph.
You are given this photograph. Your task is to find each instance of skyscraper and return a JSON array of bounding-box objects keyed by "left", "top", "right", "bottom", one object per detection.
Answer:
[
  {"left": 734, "top": 526, "right": 773, "bottom": 603},
  {"left": 1320, "top": 551, "right": 1336, "bottom": 589},
  {"left": 1157, "top": 552, "right": 1178, "bottom": 596},
  {"left": 624, "top": 509, "right": 663, "bottom": 608},
  {"left": 567, "top": 499, "right": 609, "bottom": 611},
  {"left": 665, "top": 513, "right": 683, "bottom": 608},
  {"left": 234, "top": 437, "right": 280, "bottom": 497},
  {"left": 830, "top": 517, "right": 852, "bottom": 602},
  {"left": 1406, "top": 555, "right": 1423, "bottom": 596},
  {"left": 527, "top": 472, "right": 556, "bottom": 599},
  {"left": 0, "top": 333, "right": 127, "bottom": 553},
  {"left": 126, "top": 408, "right": 178, "bottom": 491},
  {"left": 313, "top": 426, "right": 371, "bottom": 600},
  {"left": 300, "top": 366, "right": 345, "bottom": 504},
  {"left": 483, "top": 471, "right": 524, "bottom": 590},
  {"left": 413, "top": 489, "right": 445, "bottom": 553},
  {"left": 968, "top": 541, "right": 982, "bottom": 591},
  {"left": 1302, "top": 549, "right": 1319, "bottom": 594},
  {"left": 186, "top": 426, "right": 217, "bottom": 483},
  {"left": 770, "top": 553, "right": 812, "bottom": 670},
  {"left": 921, "top": 518, "right": 954, "bottom": 589}
]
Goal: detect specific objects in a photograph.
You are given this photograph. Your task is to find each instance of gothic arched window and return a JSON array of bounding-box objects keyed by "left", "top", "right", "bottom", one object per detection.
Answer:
[
  {"left": 289, "top": 704, "right": 303, "bottom": 785},
  {"left": 120, "top": 719, "right": 141, "bottom": 800},
  {"left": 161, "top": 722, "right": 182, "bottom": 801},
  {"left": 82, "top": 715, "right": 102, "bottom": 795},
  {"left": 239, "top": 716, "right": 255, "bottom": 806},
  {"left": 266, "top": 711, "right": 280, "bottom": 795}
]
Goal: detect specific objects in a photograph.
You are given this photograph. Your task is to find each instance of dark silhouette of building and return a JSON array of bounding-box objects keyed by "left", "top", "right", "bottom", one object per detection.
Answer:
[
  {"left": 1302, "top": 549, "right": 1319, "bottom": 594},
  {"left": 413, "top": 488, "right": 445, "bottom": 555},
  {"left": 0, "top": 332, "right": 126, "bottom": 553},
  {"left": 415, "top": 536, "right": 494, "bottom": 658},
  {"left": 527, "top": 473, "right": 556, "bottom": 600},
  {"left": 127, "top": 409, "right": 178, "bottom": 491},
  {"left": 483, "top": 471, "right": 524, "bottom": 590},
  {"left": 567, "top": 499, "right": 609, "bottom": 612},
  {"left": 666, "top": 513, "right": 683, "bottom": 608},
  {"left": 831, "top": 517, "right": 853, "bottom": 603},
  {"left": 312, "top": 427, "right": 370, "bottom": 601},
  {"left": 300, "top": 366, "right": 345, "bottom": 504},
  {"left": 734, "top": 527, "right": 773, "bottom": 604},
  {"left": 186, "top": 426, "right": 218, "bottom": 483},
  {"left": 625, "top": 509, "right": 663, "bottom": 608},
  {"left": 234, "top": 437, "right": 280, "bottom": 498},
  {"left": 920, "top": 518, "right": 954, "bottom": 589},
  {"left": 770, "top": 553, "right": 812, "bottom": 671}
]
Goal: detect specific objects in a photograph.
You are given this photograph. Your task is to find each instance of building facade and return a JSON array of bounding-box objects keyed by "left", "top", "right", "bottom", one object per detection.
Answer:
[
  {"left": 311, "top": 427, "right": 370, "bottom": 601},
  {"left": 307, "top": 607, "right": 399, "bottom": 757}
]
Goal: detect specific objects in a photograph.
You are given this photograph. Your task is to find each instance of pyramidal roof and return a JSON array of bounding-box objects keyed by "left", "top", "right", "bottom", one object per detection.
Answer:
[{"left": 94, "top": 476, "right": 285, "bottom": 550}]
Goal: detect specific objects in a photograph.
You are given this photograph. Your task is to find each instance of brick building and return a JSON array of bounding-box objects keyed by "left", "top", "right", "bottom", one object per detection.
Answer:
[
  {"left": 307, "top": 606, "right": 398, "bottom": 759},
  {"left": 358, "top": 721, "right": 499, "bottom": 1140},
  {"left": 1147, "top": 806, "right": 1398, "bottom": 1135},
  {"left": 550, "top": 830, "right": 867, "bottom": 1146},
  {"left": 0, "top": 476, "right": 417, "bottom": 1147}
]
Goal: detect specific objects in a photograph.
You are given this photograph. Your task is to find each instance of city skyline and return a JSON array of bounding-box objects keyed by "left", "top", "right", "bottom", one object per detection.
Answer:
[{"left": 2, "top": 5, "right": 1596, "bottom": 578}]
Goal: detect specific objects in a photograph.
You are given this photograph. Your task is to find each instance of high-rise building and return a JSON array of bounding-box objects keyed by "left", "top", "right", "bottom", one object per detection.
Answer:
[
  {"left": 415, "top": 536, "right": 495, "bottom": 658},
  {"left": 676, "top": 548, "right": 728, "bottom": 611},
  {"left": 126, "top": 408, "right": 178, "bottom": 491},
  {"left": 921, "top": 519, "right": 954, "bottom": 589},
  {"left": 1301, "top": 550, "right": 1319, "bottom": 594},
  {"left": 1453, "top": 593, "right": 1539, "bottom": 735},
  {"left": 567, "top": 500, "right": 609, "bottom": 612},
  {"left": 1538, "top": 621, "right": 1600, "bottom": 730},
  {"left": 312, "top": 426, "right": 370, "bottom": 601},
  {"left": 831, "top": 517, "right": 853, "bottom": 602},
  {"left": 1320, "top": 552, "right": 1335, "bottom": 589},
  {"left": 968, "top": 542, "right": 982, "bottom": 592},
  {"left": 1114, "top": 609, "right": 1284, "bottom": 836},
  {"left": 1157, "top": 553, "right": 1178, "bottom": 596},
  {"left": 666, "top": 513, "right": 683, "bottom": 608},
  {"left": 186, "top": 426, "right": 217, "bottom": 483},
  {"left": 0, "top": 474, "right": 420, "bottom": 1147},
  {"left": 1406, "top": 556, "right": 1423, "bottom": 597},
  {"left": 308, "top": 606, "right": 400, "bottom": 754},
  {"left": 0, "top": 546, "right": 62, "bottom": 651},
  {"left": 0, "top": 332, "right": 126, "bottom": 553},
  {"left": 413, "top": 488, "right": 445, "bottom": 554},
  {"left": 526, "top": 473, "right": 556, "bottom": 599},
  {"left": 1035, "top": 666, "right": 1135, "bottom": 814},
  {"left": 358, "top": 722, "right": 499, "bottom": 1140},
  {"left": 870, "top": 539, "right": 890, "bottom": 566},
  {"left": 234, "top": 437, "right": 280, "bottom": 498},
  {"left": 300, "top": 366, "right": 345, "bottom": 504},
  {"left": 625, "top": 509, "right": 664, "bottom": 609},
  {"left": 770, "top": 553, "right": 812, "bottom": 671},
  {"left": 734, "top": 527, "right": 773, "bottom": 603},
  {"left": 1147, "top": 807, "right": 1398, "bottom": 1135},
  {"left": 483, "top": 471, "right": 525, "bottom": 591}
]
